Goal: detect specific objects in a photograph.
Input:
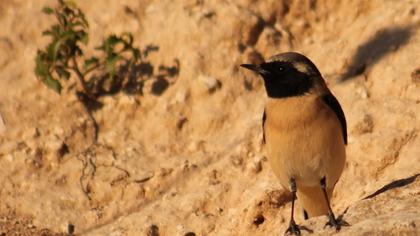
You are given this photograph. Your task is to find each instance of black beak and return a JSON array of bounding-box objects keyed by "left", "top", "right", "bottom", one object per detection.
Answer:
[{"left": 240, "top": 64, "right": 267, "bottom": 75}]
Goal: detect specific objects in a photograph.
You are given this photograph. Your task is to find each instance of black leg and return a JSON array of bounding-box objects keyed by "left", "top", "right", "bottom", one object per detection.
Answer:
[
  {"left": 320, "top": 177, "right": 349, "bottom": 231},
  {"left": 285, "top": 178, "right": 301, "bottom": 236}
]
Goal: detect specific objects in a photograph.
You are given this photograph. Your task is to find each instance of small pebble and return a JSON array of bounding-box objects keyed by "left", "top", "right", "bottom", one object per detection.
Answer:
[
  {"left": 198, "top": 75, "right": 221, "bottom": 93},
  {"left": 147, "top": 224, "right": 159, "bottom": 236},
  {"left": 253, "top": 214, "right": 265, "bottom": 226},
  {"left": 411, "top": 68, "right": 420, "bottom": 83}
]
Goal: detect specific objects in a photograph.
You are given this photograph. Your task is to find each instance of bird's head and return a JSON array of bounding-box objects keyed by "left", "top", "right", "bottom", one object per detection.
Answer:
[{"left": 241, "top": 52, "right": 326, "bottom": 98}]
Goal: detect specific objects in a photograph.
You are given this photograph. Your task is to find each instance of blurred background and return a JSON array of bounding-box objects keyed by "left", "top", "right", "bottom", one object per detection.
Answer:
[{"left": 0, "top": 0, "right": 419, "bottom": 235}]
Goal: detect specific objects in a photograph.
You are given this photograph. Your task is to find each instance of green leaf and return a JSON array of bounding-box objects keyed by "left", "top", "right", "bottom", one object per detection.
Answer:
[
  {"left": 44, "top": 75, "right": 63, "bottom": 94},
  {"left": 63, "top": 0, "right": 78, "bottom": 9},
  {"left": 46, "top": 38, "right": 62, "bottom": 62},
  {"left": 57, "top": 13, "right": 68, "bottom": 27},
  {"left": 106, "top": 35, "right": 121, "bottom": 46},
  {"left": 101, "top": 35, "right": 124, "bottom": 53},
  {"left": 35, "top": 52, "right": 54, "bottom": 77},
  {"left": 69, "top": 21, "right": 89, "bottom": 30},
  {"left": 121, "top": 32, "right": 133, "bottom": 46},
  {"left": 132, "top": 48, "right": 141, "bottom": 61},
  {"left": 56, "top": 66, "right": 71, "bottom": 80},
  {"left": 73, "top": 9, "right": 89, "bottom": 28},
  {"left": 63, "top": 6, "right": 75, "bottom": 17},
  {"left": 42, "top": 30, "right": 52, "bottom": 36},
  {"left": 80, "top": 16, "right": 89, "bottom": 28},
  {"left": 84, "top": 57, "right": 100, "bottom": 73},
  {"left": 84, "top": 57, "right": 99, "bottom": 68},
  {"left": 42, "top": 7, "right": 54, "bottom": 15},
  {"left": 35, "top": 52, "right": 62, "bottom": 93},
  {"left": 105, "top": 54, "right": 122, "bottom": 78},
  {"left": 80, "top": 32, "right": 89, "bottom": 45}
]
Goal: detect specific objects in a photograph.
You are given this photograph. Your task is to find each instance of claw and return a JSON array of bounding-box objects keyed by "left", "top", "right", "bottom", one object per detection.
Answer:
[
  {"left": 324, "top": 214, "right": 350, "bottom": 231},
  {"left": 285, "top": 220, "right": 301, "bottom": 236}
]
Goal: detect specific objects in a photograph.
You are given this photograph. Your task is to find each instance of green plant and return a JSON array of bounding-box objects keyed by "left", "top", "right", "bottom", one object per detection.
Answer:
[
  {"left": 34, "top": 0, "right": 180, "bottom": 202},
  {"left": 35, "top": 0, "right": 180, "bottom": 142},
  {"left": 34, "top": 0, "right": 147, "bottom": 142},
  {"left": 35, "top": 0, "right": 141, "bottom": 97}
]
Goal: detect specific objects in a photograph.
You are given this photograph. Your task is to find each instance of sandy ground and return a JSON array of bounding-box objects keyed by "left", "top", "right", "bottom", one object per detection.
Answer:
[{"left": 0, "top": 0, "right": 419, "bottom": 235}]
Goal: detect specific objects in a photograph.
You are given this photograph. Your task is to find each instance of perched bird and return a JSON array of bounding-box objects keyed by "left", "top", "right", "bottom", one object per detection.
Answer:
[{"left": 241, "top": 52, "right": 348, "bottom": 235}]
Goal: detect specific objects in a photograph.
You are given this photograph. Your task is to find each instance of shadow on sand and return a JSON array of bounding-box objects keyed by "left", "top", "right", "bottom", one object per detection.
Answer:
[{"left": 339, "top": 25, "right": 414, "bottom": 81}]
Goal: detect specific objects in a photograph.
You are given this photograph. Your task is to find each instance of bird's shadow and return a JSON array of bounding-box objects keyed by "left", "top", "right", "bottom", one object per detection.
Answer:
[
  {"left": 339, "top": 25, "right": 415, "bottom": 81},
  {"left": 363, "top": 173, "right": 419, "bottom": 200}
]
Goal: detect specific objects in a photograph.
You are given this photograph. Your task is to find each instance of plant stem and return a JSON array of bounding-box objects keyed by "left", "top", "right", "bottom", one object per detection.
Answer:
[
  {"left": 82, "top": 102, "right": 99, "bottom": 143},
  {"left": 71, "top": 57, "right": 92, "bottom": 97},
  {"left": 72, "top": 57, "right": 99, "bottom": 142}
]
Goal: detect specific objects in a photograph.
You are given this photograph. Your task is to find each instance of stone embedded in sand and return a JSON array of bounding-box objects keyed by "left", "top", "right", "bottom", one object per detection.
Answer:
[
  {"left": 147, "top": 224, "right": 159, "bottom": 236},
  {"left": 353, "top": 114, "right": 374, "bottom": 134},
  {"left": 198, "top": 75, "right": 221, "bottom": 93},
  {"left": 411, "top": 68, "right": 420, "bottom": 83},
  {"left": 253, "top": 213, "right": 265, "bottom": 227}
]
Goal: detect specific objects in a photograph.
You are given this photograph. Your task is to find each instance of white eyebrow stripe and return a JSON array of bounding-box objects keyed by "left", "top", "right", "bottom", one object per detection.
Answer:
[{"left": 292, "top": 62, "right": 311, "bottom": 74}]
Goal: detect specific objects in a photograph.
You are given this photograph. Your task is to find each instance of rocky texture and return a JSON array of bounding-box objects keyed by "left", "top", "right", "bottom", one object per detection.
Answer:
[{"left": 0, "top": 0, "right": 419, "bottom": 235}]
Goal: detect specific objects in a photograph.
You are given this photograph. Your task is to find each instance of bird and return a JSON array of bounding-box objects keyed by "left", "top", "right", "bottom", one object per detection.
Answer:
[{"left": 241, "top": 52, "right": 348, "bottom": 235}]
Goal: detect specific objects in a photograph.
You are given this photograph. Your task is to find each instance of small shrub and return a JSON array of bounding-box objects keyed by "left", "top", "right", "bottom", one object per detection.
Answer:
[
  {"left": 35, "top": 0, "right": 140, "bottom": 98},
  {"left": 34, "top": 0, "right": 179, "bottom": 141}
]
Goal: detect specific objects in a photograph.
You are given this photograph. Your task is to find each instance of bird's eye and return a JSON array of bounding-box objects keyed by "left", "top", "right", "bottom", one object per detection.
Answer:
[{"left": 279, "top": 66, "right": 285, "bottom": 72}]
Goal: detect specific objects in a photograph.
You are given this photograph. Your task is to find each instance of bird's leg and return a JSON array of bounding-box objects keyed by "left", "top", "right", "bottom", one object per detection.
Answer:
[
  {"left": 285, "top": 178, "right": 301, "bottom": 236},
  {"left": 320, "top": 177, "right": 349, "bottom": 231}
]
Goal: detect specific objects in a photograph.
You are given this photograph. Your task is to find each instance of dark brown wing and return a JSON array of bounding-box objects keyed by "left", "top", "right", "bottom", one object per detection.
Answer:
[
  {"left": 322, "top": 93, "right": 347, "bottom": 145},
  {"left": 262, "top": 110, "right": 266, "bottom": 144}
]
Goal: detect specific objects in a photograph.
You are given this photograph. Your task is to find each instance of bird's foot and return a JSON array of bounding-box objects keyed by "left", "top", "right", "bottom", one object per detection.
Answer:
[
  {"left": 284, "top": 220, "right": 300, "bottom": 236},
  {"left": 284, "top": 220, "right": 313, "bottom": 235},
  {"left": 284, "top": 220, "right": 312, "bottom": 236},
  {"left": 324, "top": 213, "right": 350, "bottom": 231}
]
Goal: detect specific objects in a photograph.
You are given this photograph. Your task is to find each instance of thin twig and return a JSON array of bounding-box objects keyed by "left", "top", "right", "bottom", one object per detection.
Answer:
[
  {"left": 71, "top": 57, "right": 99, "bottom": 142},
  {"left": 80, "top": 99, "right": 99, "bottom": 143},
  {"left": 71, "top": 57, "right": 91, "bottom": 96}
]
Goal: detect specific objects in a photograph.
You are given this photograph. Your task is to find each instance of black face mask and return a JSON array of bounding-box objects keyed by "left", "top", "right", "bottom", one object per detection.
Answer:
[{"left": 257, "top": 61, "right": 315, "bottom": 98}]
